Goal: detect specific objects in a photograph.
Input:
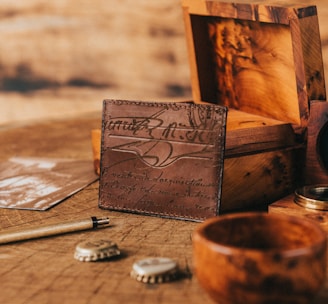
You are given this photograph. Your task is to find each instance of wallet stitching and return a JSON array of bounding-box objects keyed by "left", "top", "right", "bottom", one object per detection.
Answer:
[
  {"left": 104, "top": 99, "right": 226, "bottom": 112},
  {"left": 99, "top": 204, "right": 209, "bottom": 221}
]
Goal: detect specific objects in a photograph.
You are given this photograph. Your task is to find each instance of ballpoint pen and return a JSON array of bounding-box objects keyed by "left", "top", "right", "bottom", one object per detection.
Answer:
[{"left": 0, "top": 216, "right": 110, "bottom": 245}]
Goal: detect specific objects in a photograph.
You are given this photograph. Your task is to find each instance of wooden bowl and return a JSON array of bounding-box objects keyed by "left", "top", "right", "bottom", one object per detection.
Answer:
[{"left": 193, "top": 212, "right": 327, "bottom": 304}]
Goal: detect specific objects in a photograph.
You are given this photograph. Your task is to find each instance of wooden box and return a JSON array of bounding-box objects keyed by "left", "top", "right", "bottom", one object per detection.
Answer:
[{"left": 181, "top": 0, "right": 326, "bottom": 212}]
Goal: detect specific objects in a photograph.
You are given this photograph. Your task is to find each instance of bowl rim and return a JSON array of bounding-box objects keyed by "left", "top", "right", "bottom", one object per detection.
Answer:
[{"left": 193, "top": 212, "right": 327, "bottom": 256}]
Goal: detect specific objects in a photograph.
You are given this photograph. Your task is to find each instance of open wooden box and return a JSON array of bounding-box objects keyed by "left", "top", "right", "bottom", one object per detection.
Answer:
[{"left": 181, "top": 0, "right": 326, "bottom": 212}]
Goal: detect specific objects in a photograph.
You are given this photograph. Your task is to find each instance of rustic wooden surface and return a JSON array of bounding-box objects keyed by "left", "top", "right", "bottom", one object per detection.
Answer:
[
  {"left": 0, "top": 0, "right": 191, "bottom": 126},
  {"left": 1, "top": 1, "right": 328, "bottom": 303},
  {"left": 0, "top": 114, "right": 215, "bottom": 304},
  {"left": 0, "top": 114, "right": 327, "bottom": 304},
  {"left": 1, "top": 0, "right": 328, "bottom": 126}
]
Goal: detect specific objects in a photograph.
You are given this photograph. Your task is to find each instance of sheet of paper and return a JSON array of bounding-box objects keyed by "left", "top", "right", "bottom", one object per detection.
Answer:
[{"left": 0, "top": 157, "right": 98, "bottom": 210}]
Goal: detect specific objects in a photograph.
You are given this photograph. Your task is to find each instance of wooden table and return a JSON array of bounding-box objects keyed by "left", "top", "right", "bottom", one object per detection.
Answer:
[
  {"left": 0, "top": 113, "right": 211, "bottom": 304},
  {"left": 0, "top": 113, "right": 327, "bottom": 304}
]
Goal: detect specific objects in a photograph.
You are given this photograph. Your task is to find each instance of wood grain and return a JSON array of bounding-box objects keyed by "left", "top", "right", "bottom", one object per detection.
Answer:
[
  {"left": 221, "top": 147, "right": 303, "bottom": 212},
  {"left": 0, "top": 114, "right": 324, "bottom": 303},
  {"left": 209, "top": 18, "right": 301, "bottom": 123},
  {"left": 269, "top": 195, "right": 328, "bottom": 303},
  {"left": 182, "top": 0, "right": 326, "bottom": 130},
  {"left": 226, "top": 110, "right": 297, "bottom": 155},
  {"left": 0, "top": 114, "right": 214, "bottom": 304},
  {"left": 0, "top": 1, "right": 328, "bottom": 302},
  {"left": 1, "top": 0, "right": 328, "bottom": 126}
]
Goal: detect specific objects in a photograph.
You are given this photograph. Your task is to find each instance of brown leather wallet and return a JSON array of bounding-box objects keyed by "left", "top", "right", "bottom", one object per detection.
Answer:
[{"left": 99, "top": 100, "right": 227, "bottom": 221}]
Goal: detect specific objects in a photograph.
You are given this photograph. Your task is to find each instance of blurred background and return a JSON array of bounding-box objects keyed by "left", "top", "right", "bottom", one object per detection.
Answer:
[{"left": 0, "top": 0, "right": 328, "bottom": 126}]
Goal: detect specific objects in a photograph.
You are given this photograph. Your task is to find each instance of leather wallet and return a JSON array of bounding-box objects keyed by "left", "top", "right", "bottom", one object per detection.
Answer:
[{"left": 99, "top": 99, "right": 227, "bottom": 221}]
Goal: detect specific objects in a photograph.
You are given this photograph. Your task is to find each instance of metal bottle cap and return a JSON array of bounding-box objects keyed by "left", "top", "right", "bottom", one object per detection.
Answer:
[
  {"left": 74, "top": 239, "right": 120, "bottom": 262},
  {"left": 130, "top": 257, "right": 178, "bottom": 283}
]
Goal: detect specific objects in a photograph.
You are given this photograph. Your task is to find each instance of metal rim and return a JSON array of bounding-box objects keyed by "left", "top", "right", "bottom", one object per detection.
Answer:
[{"left": 294, "top": 185, "right": 328, "bottom": 211}]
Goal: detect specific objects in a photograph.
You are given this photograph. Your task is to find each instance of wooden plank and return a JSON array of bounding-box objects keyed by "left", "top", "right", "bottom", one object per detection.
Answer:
[
  {"left": 298, "top": 15, "right": 326, "bottom": 102},
  {"left": 204, "top": 1, "right": 316, "bottom": 24},
  {"left": 221, "top": 147, "right": 303, "bottom": 212},
  {"left": 225, "top": 109, "right": 297, "bottom": 155}
]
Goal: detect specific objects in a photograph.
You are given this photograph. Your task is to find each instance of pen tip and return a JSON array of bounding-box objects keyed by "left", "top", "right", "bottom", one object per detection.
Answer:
[{"left": 95, "top": 217, "right": 110, "bottom": 226}]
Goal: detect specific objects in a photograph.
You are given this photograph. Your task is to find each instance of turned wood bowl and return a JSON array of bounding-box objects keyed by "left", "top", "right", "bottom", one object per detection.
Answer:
[{"left": 193, "top": 212, "right": 327, "bottom": 304}]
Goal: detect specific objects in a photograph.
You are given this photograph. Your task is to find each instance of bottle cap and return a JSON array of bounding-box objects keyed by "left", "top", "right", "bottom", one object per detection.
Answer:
[
  {"left": 74, "top": 239, "right": 120, "bottom": 262},
  {"left": 130, "top": 257, "right": 178, "bottom": 283}
]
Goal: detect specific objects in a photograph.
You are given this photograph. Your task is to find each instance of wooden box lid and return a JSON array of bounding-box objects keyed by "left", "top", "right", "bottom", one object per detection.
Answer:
[{"left": 181, "top": 0, "right": 326, "bottom": 133}]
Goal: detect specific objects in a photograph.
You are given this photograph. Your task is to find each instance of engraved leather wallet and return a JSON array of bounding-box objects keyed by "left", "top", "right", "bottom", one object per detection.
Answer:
[{"left": 98, "top": 99, "right": 227, "bottom": 221}]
